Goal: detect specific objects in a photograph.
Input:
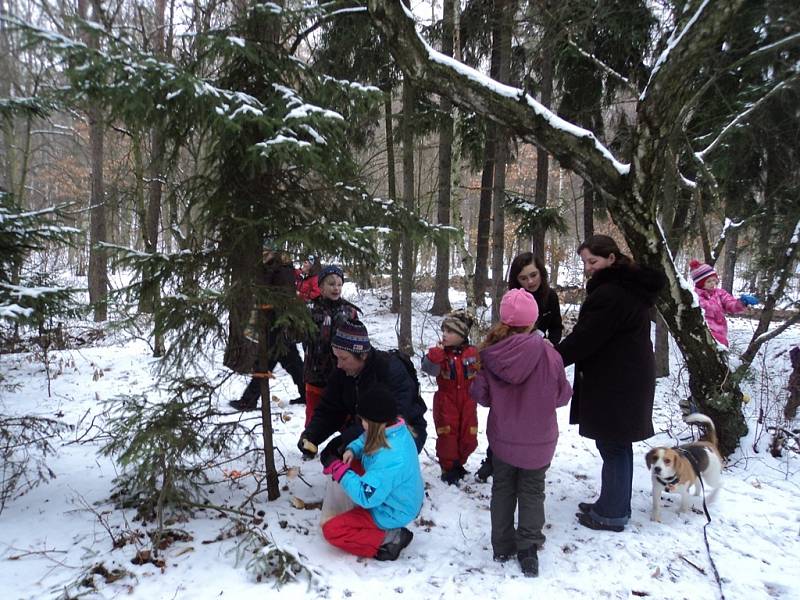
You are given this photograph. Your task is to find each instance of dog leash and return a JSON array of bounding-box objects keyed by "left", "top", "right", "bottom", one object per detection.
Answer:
[{"left": 675, "top": 448, "right": 724, "bottom": 600}]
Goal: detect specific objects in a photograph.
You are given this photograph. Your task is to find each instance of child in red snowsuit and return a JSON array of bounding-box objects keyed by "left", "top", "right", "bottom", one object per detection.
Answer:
[{"left": 421, "top": 309, "right": 479, "bottom": 485}]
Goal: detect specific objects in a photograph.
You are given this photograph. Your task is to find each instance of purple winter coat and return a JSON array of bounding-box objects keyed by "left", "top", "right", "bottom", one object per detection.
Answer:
[
  {"left": 696, "top": 287, "right": 744, "bottom": 347},
  {"left": 470, "top": 333, "right": 571, "bottom": 470}
]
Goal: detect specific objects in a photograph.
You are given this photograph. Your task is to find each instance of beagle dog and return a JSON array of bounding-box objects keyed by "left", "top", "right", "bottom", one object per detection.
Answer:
[{"left": 645, "top": 413, "right": 723, "bottom": 522}]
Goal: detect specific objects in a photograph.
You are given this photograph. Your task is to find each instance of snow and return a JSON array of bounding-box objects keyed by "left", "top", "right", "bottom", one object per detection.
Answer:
[{"left": 1, "top": 285, "right": 799, "bottom": 600}]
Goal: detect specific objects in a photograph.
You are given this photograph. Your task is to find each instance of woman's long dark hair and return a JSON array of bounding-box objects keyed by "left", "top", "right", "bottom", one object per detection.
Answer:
[
  {"left": 577, "top": 235, "right": 634, "bottom": 268},
  {"left": 507, "top": 252, "right": 551, "bottom": 298}
]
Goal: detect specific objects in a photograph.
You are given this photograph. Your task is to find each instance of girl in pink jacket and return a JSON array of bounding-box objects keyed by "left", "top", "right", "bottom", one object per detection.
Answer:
[{"left": 689, "top": 260, "right": 757, "bottom": 347}]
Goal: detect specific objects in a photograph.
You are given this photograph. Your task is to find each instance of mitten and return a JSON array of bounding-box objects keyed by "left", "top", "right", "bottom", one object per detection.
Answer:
[
  {"left": 297, "top": 434, "right": 318, "bottom": 459},
  {"left": 322, "top": 459, "right": 350, "bottom": 482},
  {"left": 427, "top": 345, "right": 446, "bottom": 363},
  {"left": 739, "top": 293, "right": 759, "bottom": 306}
]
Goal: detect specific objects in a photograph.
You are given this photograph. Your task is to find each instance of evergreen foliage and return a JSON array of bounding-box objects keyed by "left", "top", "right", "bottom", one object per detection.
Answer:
[
  {"left": 0, "top": 191, "right": 82, "bottom": 329},
  {"left": 100, "top": 378, "right": 243, "bottom": 522},
  {"left": 0, "top": 413, "right": 69, "bottom": 515}
]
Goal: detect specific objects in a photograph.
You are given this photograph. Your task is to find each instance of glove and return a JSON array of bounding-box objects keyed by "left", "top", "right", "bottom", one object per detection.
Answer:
[
  {"left": 322, "top": 459, "right": 350, "bottom": 482},
  {"left": 739, "top": 294, "right": 759, "bottom": 306},
  {"left": 297, "top": 434, "right": 318, "bottom": 459}
]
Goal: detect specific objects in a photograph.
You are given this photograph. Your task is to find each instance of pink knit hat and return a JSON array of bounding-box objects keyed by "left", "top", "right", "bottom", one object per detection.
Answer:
[
  {"left": 499, "top": 288, "right": 539, "bottom": 327},
  {"left": 689, "top": 259, "right": 717, "bottom": 287}
]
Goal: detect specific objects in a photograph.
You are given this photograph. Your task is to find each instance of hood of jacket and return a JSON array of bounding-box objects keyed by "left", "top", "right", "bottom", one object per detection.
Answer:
[
  {"left": 586, "top": 263, "right": 665, "bottom": 306},
  {"left": 480, "top": 333, "right": 544, "bottom": 385}
]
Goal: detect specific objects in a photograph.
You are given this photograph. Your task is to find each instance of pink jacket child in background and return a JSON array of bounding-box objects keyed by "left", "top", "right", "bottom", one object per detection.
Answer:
[{"left": 689, "top": 260, "right": 758, "bottom": 347}]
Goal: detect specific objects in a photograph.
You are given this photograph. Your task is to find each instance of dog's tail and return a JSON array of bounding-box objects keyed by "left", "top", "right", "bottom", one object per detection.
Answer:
[{"left": 685, "top": 413, "right": 718, "bottom": 447}]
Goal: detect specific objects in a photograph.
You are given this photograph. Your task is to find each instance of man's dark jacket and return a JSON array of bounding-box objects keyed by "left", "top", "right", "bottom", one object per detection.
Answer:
[{"left": 303, "top": 349, "right": 428, "bottom": 453}]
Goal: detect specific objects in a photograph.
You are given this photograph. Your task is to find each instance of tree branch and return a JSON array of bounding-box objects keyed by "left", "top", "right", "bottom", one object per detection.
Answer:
[
  {"left": 367, "top": 0, "right": 628, "bottom": 200},
  {"left": 697, "top": 76, "right": 799, "bottom": 159}
]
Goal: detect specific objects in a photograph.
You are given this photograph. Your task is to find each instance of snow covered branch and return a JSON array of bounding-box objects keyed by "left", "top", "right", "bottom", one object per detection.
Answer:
[
  {"left": 367, "top": 0, "right": 629, "bottom": 200},
  {"left": 697, "top": 77, "right": 798, "bottom": 160}
]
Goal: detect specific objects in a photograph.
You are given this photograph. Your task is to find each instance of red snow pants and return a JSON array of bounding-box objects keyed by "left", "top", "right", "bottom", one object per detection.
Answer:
[
  {"left": 434, "top": 388, "right": 478, "bottom": 470},
  {"left": 322, "top": 506, "right": 386, "bottom": 557},
  {"left": 305, "top": 383, "right": 324, "bottom": 427}
]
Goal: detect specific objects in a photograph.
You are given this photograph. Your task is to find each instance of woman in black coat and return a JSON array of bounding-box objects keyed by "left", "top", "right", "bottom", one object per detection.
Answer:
[{"left": 557, "top": 235, "right": 665, "bottom": 532}]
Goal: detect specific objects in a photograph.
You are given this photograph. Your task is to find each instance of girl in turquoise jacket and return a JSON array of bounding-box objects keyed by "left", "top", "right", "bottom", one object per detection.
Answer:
[{"left": 320, "top": 384, "right": 423, "bottom": 561}]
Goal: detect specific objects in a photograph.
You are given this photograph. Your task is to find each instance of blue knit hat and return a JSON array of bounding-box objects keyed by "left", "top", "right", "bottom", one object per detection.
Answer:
[
  {"left": 332, "top": 318, "right": 371, "bottom": 355},
  {"left": 318, "top": 264, "right": 344, "bottom": 285}
]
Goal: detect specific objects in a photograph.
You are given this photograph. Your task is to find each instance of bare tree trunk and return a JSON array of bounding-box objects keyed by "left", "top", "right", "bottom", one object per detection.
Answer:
[
  {"left": 398, "top": 77, "right": 415, "bottom": 354},
  {"left": 431, "top": 0, "right": 455, "bottom": 316},
  {"left": 532, "top": 20, "right": 553, "bottom": 260},
  {"left": 384, "top": 92, "right": 401, "bottom": 313},
  {"left": 721, "top": 227, "right": 739, "bottom": 293},
  {"left": 141, "top": 0, "right": 167, "bottom": 355},
  {"left": 489, "top": 0, "right": 513, "bottom": 322},
  {"left": 491, "top": 135, "right": 508, "bottom": 323},
  {"left": 473, "top": 129, "right": 495, "bottom": 307},
  {"left": 582, "top": 180, "right": 594, "bottom": 240},
  {"left": 258, "top": 309, "right": 279, "bottom": 501},
  {"left": 86, "top": 102, "right": 108, "bottom": 323}
]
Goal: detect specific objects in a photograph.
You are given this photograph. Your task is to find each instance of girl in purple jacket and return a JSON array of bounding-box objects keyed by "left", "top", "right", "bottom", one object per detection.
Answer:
[{"left": 470, "top": 289, "right": 571, "bottom": 578}]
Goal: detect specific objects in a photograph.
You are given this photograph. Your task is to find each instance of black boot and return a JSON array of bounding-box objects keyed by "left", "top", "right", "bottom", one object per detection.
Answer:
[
  {"left": 375, "top": 528, "right": 413, "bottom": 561},
  {"left": 229, "top": 398, "right": 258, "bottom": 411},
  {"left": 517, "top": 546, "right": 539, "bottom": 577},
  {"left": 231, "top": 378, "right": 259, "bottom": 411},
  {"left": 441, "top": 464, "right": 467, "bottom": 485}
]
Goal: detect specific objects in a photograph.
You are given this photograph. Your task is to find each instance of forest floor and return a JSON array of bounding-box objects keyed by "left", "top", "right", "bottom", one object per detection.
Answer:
[{"left": 1, "top": 285, "right": 799, "bottom": 600}]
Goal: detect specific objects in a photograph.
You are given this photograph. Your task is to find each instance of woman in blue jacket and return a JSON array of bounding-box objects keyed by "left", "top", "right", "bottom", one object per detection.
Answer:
[{"left": 320, "top": 384, "right": 423, "bottom": 561}]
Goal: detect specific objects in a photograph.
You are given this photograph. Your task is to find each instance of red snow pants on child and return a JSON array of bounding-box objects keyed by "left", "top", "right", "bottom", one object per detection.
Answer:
[
  {"left": 428, "top": 345, "right": 480, "bottom": 470},
  {"left": 322, "top": 506, "right": 386, "bottom": 557}
]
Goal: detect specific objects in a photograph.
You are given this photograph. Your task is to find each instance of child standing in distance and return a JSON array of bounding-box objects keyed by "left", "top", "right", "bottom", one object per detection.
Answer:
[
  {"left": 303, "top": 265, "right": 360, "bottom": 428},
  {"left": 470, "top": 289, "right": 571, "bottom": 578},
  {"left": 296, "top": 255, "right": 321, "bottom": 302},
  {"left": 320, "top": 384, "right": 423, "bottom": 561},
  {"left": 690, "top": 260, "right": 758, "bottom": 347},
  {"left": 421, "top": 309, "right": 480, "bottom": 485}
]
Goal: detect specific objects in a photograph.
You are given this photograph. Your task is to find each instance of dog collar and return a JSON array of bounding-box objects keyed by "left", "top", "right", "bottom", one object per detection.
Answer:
[{"left": 656, "top": 474, "right": 680, "bottom": 487}]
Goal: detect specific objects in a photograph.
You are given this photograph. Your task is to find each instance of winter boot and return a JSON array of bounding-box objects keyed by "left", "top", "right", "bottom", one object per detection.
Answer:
[
  {"left": 441, "top": 464, "right": 466, "bottom": 485},
  {"left": 375, "top": 528, "right": 413, "bottom": 561},
  {"left": 229, "top": 398, "right": 258, "bottom": 411},
  {"left": 517, "top": 546, "right": 539, "bottom": 578}
]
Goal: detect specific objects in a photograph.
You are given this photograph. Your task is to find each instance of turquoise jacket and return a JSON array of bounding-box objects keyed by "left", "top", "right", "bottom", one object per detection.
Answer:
[{"left": 341, "top": 419, "right": 424, "bottom": 530}]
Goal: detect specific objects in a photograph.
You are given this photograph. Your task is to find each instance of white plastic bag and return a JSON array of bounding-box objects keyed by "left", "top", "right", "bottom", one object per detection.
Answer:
[{"left": 320, "top": 479, "right": 355, "bottom": 525}]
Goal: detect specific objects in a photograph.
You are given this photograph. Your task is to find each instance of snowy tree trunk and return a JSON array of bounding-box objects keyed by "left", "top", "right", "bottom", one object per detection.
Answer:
[
  {"left": 384, "top": 93, "right": 401, "bottom": 314},
  {"left": 398, "top": 78, "right": 415, "bottom": 354}
]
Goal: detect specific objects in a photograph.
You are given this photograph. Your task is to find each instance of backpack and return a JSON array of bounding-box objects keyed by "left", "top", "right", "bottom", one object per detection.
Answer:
[{"left": 388, "top": 349, "right": 427, "bottom": 413}]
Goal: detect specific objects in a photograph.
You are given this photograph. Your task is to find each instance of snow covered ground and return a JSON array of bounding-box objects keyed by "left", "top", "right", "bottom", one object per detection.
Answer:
[{"left": 1, "top": 284, "right": 799, "bottom": 600}]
